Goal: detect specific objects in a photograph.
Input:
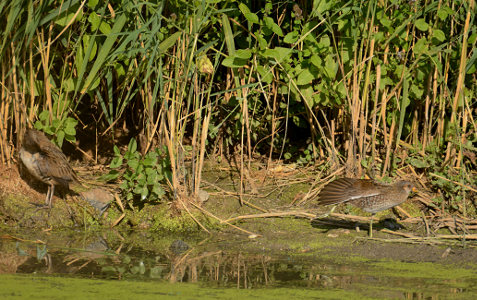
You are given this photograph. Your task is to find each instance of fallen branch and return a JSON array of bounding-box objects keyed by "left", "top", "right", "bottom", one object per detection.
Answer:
[
  {"left": 224, "top": 210, "right": 315, "bottom": 223},
  {"left": 189, "top": 201, "right": 260, "bottom": 237}
]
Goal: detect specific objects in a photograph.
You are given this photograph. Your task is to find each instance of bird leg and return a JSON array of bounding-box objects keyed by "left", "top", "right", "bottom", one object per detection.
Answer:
[
  {"left": 369, "top": 214, "right": 375, "bottom": 238},
  {"left": 47, "top": 184, "right": 55, "bottom": 209}
]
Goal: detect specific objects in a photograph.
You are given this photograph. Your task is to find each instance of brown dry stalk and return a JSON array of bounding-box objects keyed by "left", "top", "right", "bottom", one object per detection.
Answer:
[
  {"left": 224, "top": 210, "right": 316, "bottom": 223},
  {"left": 189, "top": 201, "right": 259, "bottom": 236}
]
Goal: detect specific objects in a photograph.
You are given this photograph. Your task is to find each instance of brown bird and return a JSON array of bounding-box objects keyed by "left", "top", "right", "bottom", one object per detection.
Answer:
[
  {"left": 19, "top": 129, "right": 79, "bottom": 209},
  {"left": 318, "top": 178, "right": 415, "bottom": 237}
]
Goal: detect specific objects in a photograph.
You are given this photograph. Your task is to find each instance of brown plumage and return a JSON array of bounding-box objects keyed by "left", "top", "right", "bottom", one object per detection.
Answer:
[
  {"left": 318, "top": 178, "right": 414, "bottom": 236},
  {"left": 19, "top": 129, "right": 79, "bottom": 208}
]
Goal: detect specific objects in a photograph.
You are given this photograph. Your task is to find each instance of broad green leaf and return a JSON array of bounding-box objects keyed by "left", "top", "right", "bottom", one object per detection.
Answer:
[
  {"left": 128, "top": 138, "right": 137, "bottom": 153},
  {"left": 158, "top": 31, "right": 181, "bottom": 53},
  {"left": 55, "top": 12, "right": 76, "bottom": 27},
  {"left": 257, "top": 65, "right": 273, "bottom": 83},
  {"left": 324, "top": 54, "right": 337, "bottom": 79},
  {"left": 415, "top": 19, "right": 429, "bottom": 31},
  {"left": 297, "top": 68, "right": 314, "bottom": 85},
  {"left": 264, "top": 17, "right": 283, "bottom": 37},
  {"left": 414, "top": 38, "right": 428, "bottom": 55},
  {"left": 127, "top": 159, "right": 139, "bottom": 170},
  {"left": 432, "top": 29, "right": 445, "bottom": 42},
  {"left": 284, "top": 31, "right": 299, "bottom": 44},
  {"left": 239, "top": 3, "right": 258, "bottom": 24},
  {"left": 110, "top": 156, "right": 123, "bottom": 169},
  {"left": 56, "top": 130, "right": 65, "bottom": 147}
]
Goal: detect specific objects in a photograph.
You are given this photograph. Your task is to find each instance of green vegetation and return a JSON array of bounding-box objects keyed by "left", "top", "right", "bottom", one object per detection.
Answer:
[
  {"left": 103, "top": 138, "right": 170, "bottom": 204},
  {"left": 0, "top": 0, "right": 475, "bottom": 217}
]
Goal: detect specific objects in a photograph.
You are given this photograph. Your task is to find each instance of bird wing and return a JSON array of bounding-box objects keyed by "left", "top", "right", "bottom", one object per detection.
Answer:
[
  {"left": 34, "top": 132, "right": 80, "bottom": 185},
  {"left": 318, "top": 178, "right": 382, "bottom": 205},
  {"left": 35, "top": 153, "right": 76, "bottom": 187}
]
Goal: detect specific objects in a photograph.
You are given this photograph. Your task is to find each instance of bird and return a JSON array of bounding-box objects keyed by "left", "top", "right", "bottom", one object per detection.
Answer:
[
  {"left": 19, "top": 128, "right": 79, "bottom": 209},
  {"left": 80, "top": 188, "right": 114, "bottom": 216},
  {"left": 317, "top": 178, "right": 415, "bottom": 237}
]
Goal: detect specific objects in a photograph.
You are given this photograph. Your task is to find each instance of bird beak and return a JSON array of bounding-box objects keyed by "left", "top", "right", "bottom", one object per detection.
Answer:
[{"left": 411, "top": 187, "right": 418, "bottom": 193}]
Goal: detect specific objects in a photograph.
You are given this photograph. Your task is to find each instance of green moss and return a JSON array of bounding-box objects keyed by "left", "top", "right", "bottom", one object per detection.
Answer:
[
  {"left": 369, "top": 260, "right": 476, "bottom": 280},
  {"left": 0, "top": 274, "right": 376, "bottom": 300}
]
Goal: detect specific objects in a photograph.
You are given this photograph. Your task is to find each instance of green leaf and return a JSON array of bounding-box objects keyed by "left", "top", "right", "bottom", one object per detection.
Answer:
[
  {"left": 128, "top": 138, "right": 137, "bottom": 153},
  {"left": 158, "top": 31, "right": 182, "bottom": 53},
  {"left": 238, "top": 3, "right": 258, "bottom": 24},
  {"left": 143, "top": 156, "right": 157, "bottom": 166},
  {"left": 127, "top": 158, "right": 139, "bottom": 170},
  {"left": 264, "top": 17, "right": 283, "bottom": 37},
  {"left": 284, "top": 31, "right": 299, "bottom": 44},
  {"left": 432, "top": 30, "right": 445, "bottom": 43},
  {"left": 415, "top": 19, "right": 429, "bottom": 31},
  {"left": 409, "top": 158, "right": 429, "bottom": 168},
  {"left": 39, "top": 110, "right": 49, "bottom": 121},
  {"left": 88, "top": 0, "right": 99, "bottom": 9},
  {"left": 257, "top": 65, "right": 273, "bottom": 83},
  {"left": 437, "top": 7, "right": 450, "bottom": 20},
  {"left": 80, "top": 13, "right": 127, "bottom": 93},
  {"left": 222, "top": 49, "right": 252, "bottom": 68},
  {"left": 88, "top": 12, "right": 101, "bottom": 31},
  {"left": 324, "top": 54, "right": 337, "bottom": 79},
  {"left": 99, "top": 170, "right": 120, "bottom": 182},
  {"left": 64, "top": 126, "right": 76, "bottom": 136},
  {"left": 262, "top": 47, "right": 292, "bottom": 63},
  {"left": 56, "top": 130, "right": 65, "bottom": 148},
  {"left": 297, "top": 68, "right": 314, "bottom": 85},
  {"left": 55, "top": 12, "right": 76, "bottom": 27},
  {"left": 414, "top": 38, "right": 428, "bottom": 55},
  {"left": 110, "top": 156, "right": 123, "bottom": 169}
]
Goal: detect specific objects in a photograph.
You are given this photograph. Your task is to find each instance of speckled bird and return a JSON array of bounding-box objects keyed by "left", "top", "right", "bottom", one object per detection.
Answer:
[
  {"left": 19, "top": 129, "right": 79, "bottom": 208},
  {"left": 318, "top": 178, "right": 415, "bottom": 236}
]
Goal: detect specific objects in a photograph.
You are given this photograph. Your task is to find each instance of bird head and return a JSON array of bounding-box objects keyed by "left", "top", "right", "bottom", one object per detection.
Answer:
[{"left": 397, "top": 181, "right": 416, "bottom": 194}]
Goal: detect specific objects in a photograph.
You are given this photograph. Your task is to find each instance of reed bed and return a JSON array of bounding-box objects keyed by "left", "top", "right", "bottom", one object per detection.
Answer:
[{"left": 0, "top": 0, "right": 475, "bottom": 218}]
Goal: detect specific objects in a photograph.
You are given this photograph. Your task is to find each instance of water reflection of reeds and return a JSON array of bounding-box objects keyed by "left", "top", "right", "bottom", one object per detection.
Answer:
[{"left": 1, "top": 232, "right": 475, "bottom": 298}]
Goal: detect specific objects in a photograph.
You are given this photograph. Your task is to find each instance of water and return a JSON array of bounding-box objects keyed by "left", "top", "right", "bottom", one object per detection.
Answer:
[{"left": 1, "top": 229, "right": 476, "bottom": 299}]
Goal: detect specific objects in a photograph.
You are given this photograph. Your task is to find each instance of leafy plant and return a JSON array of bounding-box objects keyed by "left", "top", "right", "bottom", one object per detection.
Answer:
[
  {"left": 34, "top": 110, "right": 78, "bottom": 148},
  {"left": 103, "top": 139, "right": 170, "bottom": 204}
]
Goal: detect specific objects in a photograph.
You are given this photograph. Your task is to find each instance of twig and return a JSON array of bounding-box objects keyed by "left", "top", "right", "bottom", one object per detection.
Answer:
[
  {"left": 189, "top": 201, "right": 260, "bottom": 236},
  {"left": 225, "top": 210, "right": 315, "bottom": 223},
  {"left": 1, "top": 234, "right": 46, "bottom": 244},
  {"left": 429, "top": 172, "right": 477, "bottom": 192},
  {"left": 178, "top": 198, "right": 210, "bottom": 234}
]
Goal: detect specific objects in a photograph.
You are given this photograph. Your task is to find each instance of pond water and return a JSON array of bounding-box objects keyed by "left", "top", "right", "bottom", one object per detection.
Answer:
[{"left": 1, "top": 229, "right": 476, "bottom": 299}]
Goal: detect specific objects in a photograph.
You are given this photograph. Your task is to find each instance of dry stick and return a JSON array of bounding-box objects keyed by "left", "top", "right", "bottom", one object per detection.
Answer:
[
  {"left": 395, "top": 206, "right": 411, "bottom": 218},
  {"left": 195, "top": 95, "right": 211, "bottom": 196},
  {"left": 110, "top": 194, "right": 126, "bottom": 227},
  {"left": 380, "top": 228, "right": 419, "bottom": 239},
  {"left": 422, "top": 211, "right": 430, "bottom": 237},
  {"left": 429, "top": 172, "right": 477, "bottom": 193},
  {"left": 436, "top": 234, "right": 477, "bottom": 240},
  {"left": 189, "top": 201, "right": 260, "bottom": 236},
  {"left": 445, "top": 1, "right": 472, "bottom": 162},
  {"left": 359, "top": 38, "right": 375, "bottom": 167},
  {"left": 1, "top": 234, "right": 46, "bottom": 244},
  {"left": 224, "top": 211, "right": 316, "bottom": 223},
  {"left": 178, "top": 198, "right": 210, "bottom": 234},
  {"left": 381, "top": 115, "right": 396, "bottom": 176},
  {"left": 329, "top": 212, "right": 379, "bottom": 222},
  {"left": 370, "top": 64, "right": 380, "bottom": 170}
]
